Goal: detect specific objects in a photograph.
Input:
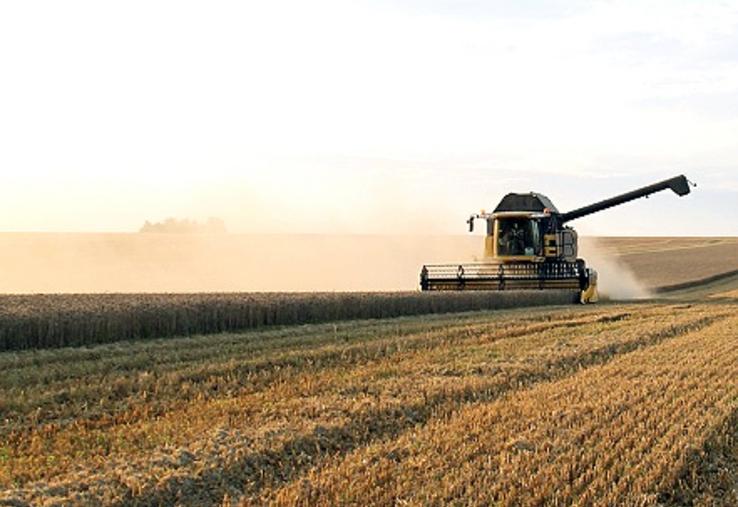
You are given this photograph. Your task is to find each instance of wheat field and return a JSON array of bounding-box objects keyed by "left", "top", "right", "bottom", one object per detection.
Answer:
[
  {"left": 1, "top": 293, "right": 737, "bottom": 505},
  {"left": 1, "top": 237, "right": 737, "bottom": 505}
]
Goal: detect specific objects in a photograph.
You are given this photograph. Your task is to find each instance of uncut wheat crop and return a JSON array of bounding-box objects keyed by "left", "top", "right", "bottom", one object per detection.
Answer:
[{"left": 0, "top": 290, "right": 576, "bottom": 351}]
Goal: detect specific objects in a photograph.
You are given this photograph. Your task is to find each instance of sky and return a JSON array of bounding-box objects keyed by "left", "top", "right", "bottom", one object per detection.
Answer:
[{"left": 0, "top": 0, "right": 737, "bottom": 235}]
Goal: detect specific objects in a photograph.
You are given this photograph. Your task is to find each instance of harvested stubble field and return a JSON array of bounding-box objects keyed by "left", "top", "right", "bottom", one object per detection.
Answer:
[
  {"left": 1, "top": 291, "right": 738, "bottom": 505},
  {"left": 604, "top": 237, "right": 738, "bottom": 290}
]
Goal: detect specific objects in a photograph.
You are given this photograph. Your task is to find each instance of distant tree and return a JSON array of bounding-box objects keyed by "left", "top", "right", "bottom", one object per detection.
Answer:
[
  {"left": 206, "top": 217, "right": 226, "bottom": 233},
  {"left": 139, "top": 217, "right": 227, "bottom": 234}
]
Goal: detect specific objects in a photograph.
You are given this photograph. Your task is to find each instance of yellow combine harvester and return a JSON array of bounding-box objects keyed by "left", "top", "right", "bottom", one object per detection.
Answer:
[{"left": 420, "top": 175, "right": 693, "bottom": 303}]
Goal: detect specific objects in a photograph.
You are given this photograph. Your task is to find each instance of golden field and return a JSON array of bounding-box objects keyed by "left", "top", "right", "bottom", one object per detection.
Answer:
[
  {"left": 1, "top": 300, "right": 737, "bottom": 505},
  {"left": 0, "top": 235, "right": 736, "bottom": 505}
]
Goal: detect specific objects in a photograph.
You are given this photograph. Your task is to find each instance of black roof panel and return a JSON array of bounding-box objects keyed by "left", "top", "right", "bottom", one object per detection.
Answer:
[{"left": 493, "top": 193, "right": 559, "bottom": 213}]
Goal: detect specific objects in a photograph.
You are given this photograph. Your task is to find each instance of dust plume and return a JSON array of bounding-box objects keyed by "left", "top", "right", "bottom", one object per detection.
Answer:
[
  {"left": 0, "top": 166, "right": 489, "bottom": 293},
  {"left": 0, "top": 233, "right": 482, "bottom": 293},
  {"left": 0, "top": 232, "right": 671, "bottom": 296},
  {"left": 579, "top": 237, "right": 652, "bottom": 300}
]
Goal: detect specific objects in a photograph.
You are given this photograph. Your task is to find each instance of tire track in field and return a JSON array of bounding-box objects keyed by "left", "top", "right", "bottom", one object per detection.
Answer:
[
  {"left": 503, "top": 324, "right": 738, "bottom": 505},
  {"left": 1, "top": 308, "right": 625, "bottom": 434},
  {"left": 111, "top": 313, "right": 724, "bottom": 507},
  {"left": 0, "top": 308, "right": 717, "bottom": 505},
  {"left": 658, "top": 406, "right": 738, "bottom": 506},
  {"left": 264, "top": 314, "right": 738, "bottom": 506},
  {"left": 0, "top": 307, "right": 635, "bottom": 490}
]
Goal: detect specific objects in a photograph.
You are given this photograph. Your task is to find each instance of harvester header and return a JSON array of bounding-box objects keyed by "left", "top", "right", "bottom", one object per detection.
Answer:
[{"left": 421, "top": 174, "right": 693, "bottom": 303}]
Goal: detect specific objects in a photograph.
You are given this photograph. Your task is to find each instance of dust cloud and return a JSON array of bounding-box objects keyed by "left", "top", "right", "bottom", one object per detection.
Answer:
[
  {"left": 579, "top": 238, "right": 652, "bottom": 300},
  {"left": 0, "top": 233, "right": 657, "bottom": 296},
  {"left": 0, "top": 233, "right": 482, "bottom": 293}
]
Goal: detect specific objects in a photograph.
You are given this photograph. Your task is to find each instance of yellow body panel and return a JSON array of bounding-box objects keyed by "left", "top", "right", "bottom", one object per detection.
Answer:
[
  {"left": 543, "top": 234, "right": 558, "bottom": 257},
  {"left": 484, "top": 235, "right": 495, "bottom": 258},
  {"left": 495, "top": 255, "right": 545, "bottom": 263},
  {"left": 580, "top": 277, "right": 599, "bottom": 304}
]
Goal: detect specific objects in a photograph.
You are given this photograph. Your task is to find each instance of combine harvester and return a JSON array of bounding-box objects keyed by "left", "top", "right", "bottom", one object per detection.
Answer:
[{"left": 420, "top": 175, "right": 693, "bottom": 303}]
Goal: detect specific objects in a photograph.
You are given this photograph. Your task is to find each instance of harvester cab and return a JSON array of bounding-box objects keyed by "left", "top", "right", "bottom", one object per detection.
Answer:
[{"left": 420, "top": 175, "right": 693, "bottom": 303}]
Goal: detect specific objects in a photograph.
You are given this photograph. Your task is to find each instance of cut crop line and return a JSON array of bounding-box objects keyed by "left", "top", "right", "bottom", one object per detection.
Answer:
[
  {"left": 261, "top": 315, "right": 736, "bottom": 506},
  {"left": 0, "top": 308, "right": 640, "bottom": 432},
  {"left": 109, "top": 313, "right": 724, "bottom": 506},
  {"left": 0, "top": 308, "right": 725, "bottom": 505},
  {"left": 657, "top": 403, "right": 738, "bottom": 505}
]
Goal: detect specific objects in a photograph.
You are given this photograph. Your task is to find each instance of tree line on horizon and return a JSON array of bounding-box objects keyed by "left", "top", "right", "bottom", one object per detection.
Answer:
[{"left": 139, "top": 217, "right": 226, "bottom": 234}]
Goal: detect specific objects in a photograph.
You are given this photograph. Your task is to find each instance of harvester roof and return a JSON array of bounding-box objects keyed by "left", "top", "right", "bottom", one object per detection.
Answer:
[{"left": 493, "top": 193, "right": 559, "bottom": 213}]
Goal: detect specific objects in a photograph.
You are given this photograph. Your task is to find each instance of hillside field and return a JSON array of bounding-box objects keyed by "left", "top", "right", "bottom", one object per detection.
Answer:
[{"left": 0, "top": 236, "right": 737, "bottom": 505}]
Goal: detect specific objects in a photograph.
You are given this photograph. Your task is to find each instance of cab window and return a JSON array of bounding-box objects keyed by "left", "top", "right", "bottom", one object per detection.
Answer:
[{"left": 497, "top": 218, "right": 540, "bottom": 256}]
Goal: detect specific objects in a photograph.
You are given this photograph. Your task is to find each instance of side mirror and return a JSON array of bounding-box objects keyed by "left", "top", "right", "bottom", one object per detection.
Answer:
[{"left": 467, "top": 216, "right": 475, "bottom": 232}]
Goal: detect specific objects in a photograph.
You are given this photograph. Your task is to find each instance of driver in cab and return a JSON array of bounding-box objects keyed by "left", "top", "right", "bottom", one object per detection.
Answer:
[{"left": 499, "top": 222, "right": 526, "bottom": 255}]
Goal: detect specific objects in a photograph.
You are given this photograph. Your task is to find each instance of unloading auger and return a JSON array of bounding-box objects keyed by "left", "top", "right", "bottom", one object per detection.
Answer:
[{"left": 420, "top": 175, "right": 693, "bottom": 303}]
